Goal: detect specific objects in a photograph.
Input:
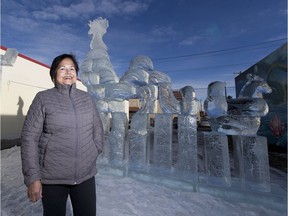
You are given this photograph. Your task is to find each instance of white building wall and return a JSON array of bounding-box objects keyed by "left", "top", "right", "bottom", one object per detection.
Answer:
[{"left": 1, "top": 48, "right": 87, "bottom": 139}]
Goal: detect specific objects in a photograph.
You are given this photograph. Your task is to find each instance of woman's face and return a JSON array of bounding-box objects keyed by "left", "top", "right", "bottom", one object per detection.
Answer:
[{"left": 55, "top": 58, "right": 77, "bottom": 85}]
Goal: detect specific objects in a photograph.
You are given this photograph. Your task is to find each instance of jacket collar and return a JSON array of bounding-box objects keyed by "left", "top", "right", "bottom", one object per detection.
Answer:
[{"left": 55, "top": 82, "right": 76, "bottom": 95}]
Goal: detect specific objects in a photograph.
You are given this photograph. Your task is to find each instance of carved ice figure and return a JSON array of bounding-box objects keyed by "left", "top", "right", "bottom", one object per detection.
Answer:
[
  {"left": 180, "top": 86, "right": 199, "bottom": 115},
  {"left": 238, "top": 74, "right": 272, "bottom": 99},
  {"left": 120, "top": 55, "right": 153, "bottom": 87},
  {"left": 228, "top": 74, "right": 271, "bottom": 116},
  {"left": 1, "top": 48, "right": 18, "bottom": 66},
  {"left": 204, "top": 81, "right": 228, "bottom": 118},
  {"left": 149, "top": 70, "right": 180, "bottom": 114},
  {"left": 80, "top": 17, "right": 119, "bottom": 87},
  {"left": 137, "top": 85, "right": 157, "bottom": 113},
  {"left": 204, "top": 74, "right": 272, "bottom": 135}
]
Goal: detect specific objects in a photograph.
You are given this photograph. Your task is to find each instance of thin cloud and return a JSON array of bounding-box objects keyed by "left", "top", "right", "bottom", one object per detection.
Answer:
[
  {"left": 203, "top": 24, "right": 223, "bottom": 38},
  {"left": 32, "top": 11, "right": 60, "bottom": 21},
  {"left": 4, "top": 15, "right": 40, "bottom": 32},
  {"left": 94, "top": 0, "right": 151, "bottom": 17},
  {"left": 3, "top": 0, "right": 152, "bottom": 22},
  {"left": 31, "top": 2, "right": 94, "bottom": 21},
  {"left": 179, "top": 35, "right": 202, "bottom": 46},
  {"left": 151, "top": 25, "right": 178, "bottom": 38}
]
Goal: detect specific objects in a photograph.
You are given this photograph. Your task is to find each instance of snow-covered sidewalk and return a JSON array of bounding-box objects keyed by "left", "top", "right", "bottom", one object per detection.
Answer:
[{"left": 1, "top": 146, "right": 287, "bottom": 216}]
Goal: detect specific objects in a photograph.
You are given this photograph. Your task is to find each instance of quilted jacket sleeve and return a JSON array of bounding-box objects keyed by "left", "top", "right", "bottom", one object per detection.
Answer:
[
  {"left": 92, "top": 99, "right": 104, "bottom": 155},
  {"left": 21, "top": 93, "right": 45, "bottom": 186}
]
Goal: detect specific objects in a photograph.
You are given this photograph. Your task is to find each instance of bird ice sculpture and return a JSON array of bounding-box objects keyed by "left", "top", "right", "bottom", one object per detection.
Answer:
[
  {"left": 80, "top": 17, "right": 119, "bottom": 87},
  {"left": 204, "top": 74, "right": 272, "bottom": 135}
]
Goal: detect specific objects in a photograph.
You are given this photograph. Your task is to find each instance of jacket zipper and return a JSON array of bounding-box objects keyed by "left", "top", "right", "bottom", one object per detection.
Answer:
[{"left": 70, "top": 92, "right": 78, "bottom": 185}]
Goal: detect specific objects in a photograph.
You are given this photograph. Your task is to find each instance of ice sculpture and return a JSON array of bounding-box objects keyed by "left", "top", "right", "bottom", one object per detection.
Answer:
[
  {"left": 199, "top": 131, "right": 231, "bottom": 187},
  {"left": 149, "top": 70, "right": 180, "bottom": 113},
  {"left": 175, "top": 114, "right": 198, "bottom": 181},
  {"left": 108, "top": 112, "right": 128, "bottom": 166},
  {"left": 128, "top": 112, "right": 149, "bottom": 170},
  {"left": 1, "top": 48, "right": 18, "bottom": 66},
  {"left": 204, "top": 81, "right": 228, "bottom": 118},
  {"left": 179, "top": 86, "right": 199, "bottom": 115},
  {"left": 120, "top": 55, "right": 153, "bottom": 87},
  {"left": 233, "top": 135, "right": 271, "bottom": 192},
  {"left": 204, "top": 74, "right": 272, "bottom": 135},
  {"left": 203, "top": 74, "right": 272, "bottom": 192},
  {"left": 80, "top": 17, "right": 275, "bottom": 198},
  {"left": 80, "top": 17, "right": 119, "bottom": 86},
  {"left": 152, "top": 113, "right": 173, "bottom": 174}
]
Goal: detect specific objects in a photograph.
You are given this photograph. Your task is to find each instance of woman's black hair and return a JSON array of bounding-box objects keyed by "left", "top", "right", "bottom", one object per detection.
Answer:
[{"left": 49, "top": 54, "right": 79, "bottom": 81}]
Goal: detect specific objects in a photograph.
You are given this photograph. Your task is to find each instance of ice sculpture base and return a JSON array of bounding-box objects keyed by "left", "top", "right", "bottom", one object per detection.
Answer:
[
  {"left": 199, "top": 131, "right": 231, "bottom": 187},
  {"left": 232, "top": 135, "right": 271, "bottom": 192},
  {"left": 175, "top": 115, "right": 198, "bottom": 183}
]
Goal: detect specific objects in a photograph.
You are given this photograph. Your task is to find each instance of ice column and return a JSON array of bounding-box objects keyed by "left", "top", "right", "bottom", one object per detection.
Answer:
[
  {"left": 108, "top": 112, "right": 128, "bottom": 166},
  {"left": 128, "top": 113, "right": 149, "bottom": 170},
  {"left": 98, "top": 112, "right": 111, "bottom": 163},
  {"left": 233, "top": 135, "right": 271, "bottom": 192},
  {"left": 201, "top": 131, "right": 231, "bottom": 187},
  {"left": 152, "top": 113, "right": 173, "bottom": 174},
  {"left": 175, "top": 115, "right": 198, "bottom": 181}
]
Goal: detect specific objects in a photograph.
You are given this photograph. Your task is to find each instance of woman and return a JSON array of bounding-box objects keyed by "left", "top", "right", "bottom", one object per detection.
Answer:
[{"left": 21, "top": 54, "right": 103, "bottom": 216}]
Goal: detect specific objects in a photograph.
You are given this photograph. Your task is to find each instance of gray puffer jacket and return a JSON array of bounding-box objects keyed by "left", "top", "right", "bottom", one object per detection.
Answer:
[{"left": 21, "top": 83, "right": 103, "bottom": 186}]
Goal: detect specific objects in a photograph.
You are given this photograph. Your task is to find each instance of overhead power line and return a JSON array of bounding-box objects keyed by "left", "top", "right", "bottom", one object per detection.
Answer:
[
  {"left": 164, "top": 61, "right": 255, "bottom": 73},
  {"left": 151, "top": 38, "right": 286, "bottom": 62}
]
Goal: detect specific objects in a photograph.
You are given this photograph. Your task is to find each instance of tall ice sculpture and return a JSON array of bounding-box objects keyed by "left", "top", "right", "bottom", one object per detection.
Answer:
[{"left": 204, "top": 74, "right": 272, "bottom": 191}]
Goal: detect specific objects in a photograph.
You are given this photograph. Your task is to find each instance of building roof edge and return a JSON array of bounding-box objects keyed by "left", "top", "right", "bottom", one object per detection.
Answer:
[{"left": 1, "top": 45, "right": 50, "bottom": 69}]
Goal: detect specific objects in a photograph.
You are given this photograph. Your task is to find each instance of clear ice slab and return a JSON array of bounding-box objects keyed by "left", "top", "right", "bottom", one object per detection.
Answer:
[
  {"left": 108, "top": 112, "right": 128, "bottom": 166},
  {"left": 174, "top": 115, "right": 198, "bottom": 182},
  {"left": 151, "top": 113, "right": 173, "bottom": 175},
  {"left": 200, "top": 131, "right": 231, "bottom": 187},
  {"left": 232, "top": 135, "right": 271, "bottom": 192},
  {"left": 128, "top": 113, "right": 149, "bottom": 170}
]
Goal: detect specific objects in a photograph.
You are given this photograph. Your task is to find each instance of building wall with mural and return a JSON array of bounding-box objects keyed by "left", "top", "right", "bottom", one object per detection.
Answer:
[{"left": 235, "top": 43, "right": 287, "bottom": 149}]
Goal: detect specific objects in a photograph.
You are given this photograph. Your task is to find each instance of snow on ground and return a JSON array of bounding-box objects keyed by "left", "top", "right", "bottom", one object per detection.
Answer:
[{"left": 1, "top": 146, "right": 287, "bottom": 216}]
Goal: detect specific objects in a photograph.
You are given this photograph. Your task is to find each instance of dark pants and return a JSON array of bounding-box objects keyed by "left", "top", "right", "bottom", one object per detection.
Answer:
[{"left": 42, "top": 177, "right": 96, "bottom": 216}]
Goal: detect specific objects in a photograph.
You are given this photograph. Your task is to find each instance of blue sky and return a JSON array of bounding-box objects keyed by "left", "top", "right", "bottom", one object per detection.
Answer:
[{"left": 1, "top": 0, "right": 287, "bottom": 101}]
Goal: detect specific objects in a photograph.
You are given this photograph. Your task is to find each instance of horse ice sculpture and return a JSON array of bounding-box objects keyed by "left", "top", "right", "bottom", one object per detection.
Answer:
[{"left": 204, "top": 74, "right": 272, "bottom": 135}]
